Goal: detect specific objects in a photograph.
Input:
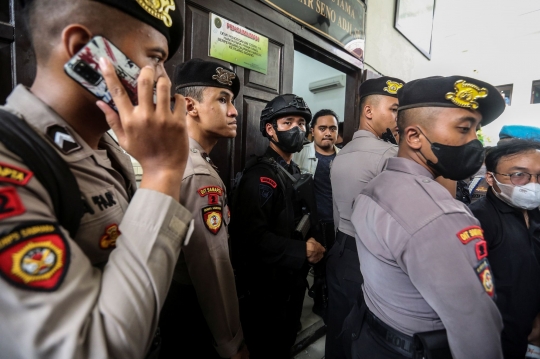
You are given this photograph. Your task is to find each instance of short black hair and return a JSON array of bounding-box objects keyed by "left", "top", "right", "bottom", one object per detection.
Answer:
[
  {"left": 485, "top": 140, "right": 540, "bottom": 172},
  {"left": 311, "top": 109, "right": 339, "bottom": 128}
]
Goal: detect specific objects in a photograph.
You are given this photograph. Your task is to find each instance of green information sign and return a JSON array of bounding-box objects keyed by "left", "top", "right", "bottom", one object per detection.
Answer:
[{"left": 209, "top": 13, "right": 269, "bottom": 74}]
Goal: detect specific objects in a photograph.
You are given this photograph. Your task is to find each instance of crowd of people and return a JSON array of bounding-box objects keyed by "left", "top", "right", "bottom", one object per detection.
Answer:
[{"left": 1, "top": 1, "right": 539, "bottom": 359}]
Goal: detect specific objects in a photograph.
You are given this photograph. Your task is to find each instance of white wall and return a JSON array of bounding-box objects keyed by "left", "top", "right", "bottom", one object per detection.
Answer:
[
  {"left": 293, "top": 51, "right": 346, "bottom": 122},
  {"left": 363, "top": 0, "right": 431, "bottom": 81}
]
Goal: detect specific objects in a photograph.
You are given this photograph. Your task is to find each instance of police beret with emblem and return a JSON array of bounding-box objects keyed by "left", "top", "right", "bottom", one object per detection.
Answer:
[
  {"left": 359, "top": 76, "right": 405, "bottom": 100},
  {"left": 174, "top": 58, "right": 240, "bottom": 99},
  {"left": 259, "top": 94, "right": 312, "bottom": 135},
  {"left": 19, "top": 0, "right": 183, "bottom": 60},
  {"left": 398, "top": 76, "right": 505, "bottom": 126}
]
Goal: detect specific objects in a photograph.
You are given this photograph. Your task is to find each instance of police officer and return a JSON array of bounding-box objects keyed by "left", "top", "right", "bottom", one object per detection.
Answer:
[
  {"left": 0, "top": 1, "right": 192, "bottom": 358},
  {"left": 349, "top": 76, "right": 505, "bottom": 358},
  {"left": 159, "top": 59, "right": 247, "bottom": 359},
  {"left": 230, "top": 94, "right": 325, "bottom": 358},
  {"left": 327, "top": 76, "right": 403, "bottom": 358}
]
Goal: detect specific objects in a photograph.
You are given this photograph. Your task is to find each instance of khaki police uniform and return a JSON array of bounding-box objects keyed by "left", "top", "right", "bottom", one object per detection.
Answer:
[
  {"left": 350, "top": 157, "right": 503, "bottom": 358},
  {"left": 326, "top": 129, "right": 397, "bottom": 358},
  {"left": 0, "top": 86, "right": 192, "bottom": 359},
  {"left": 159, "top": 138, "right": 242, "bottom": 358}
]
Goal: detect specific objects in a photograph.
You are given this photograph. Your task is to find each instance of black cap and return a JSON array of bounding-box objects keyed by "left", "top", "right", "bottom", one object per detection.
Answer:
[
  {"left": 20, "top": 0, "right": 183, "bottom": 59},
  {"left": 174, "top": 58, "right": 240, "bottom": 99},
  {"left": 398, "top": 76, "right": 505, "bottom": 126},
  {"left": 359, "top": 76, "right": 405, "bottom": 100},
  {"left": 260, "top": 94, "right": 312, "bottom": 136}
]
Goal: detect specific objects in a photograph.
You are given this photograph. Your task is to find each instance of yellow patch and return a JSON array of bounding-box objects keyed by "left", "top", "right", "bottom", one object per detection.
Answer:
[
  {"left": 456, "top": 226, "right": 484, "bottom": 244},
  {"left": 100, "top": 224, "right": 121, "bottom": 250},
  {"left": 383, "top": 80, "right": 403, "bottom": 95},
  {"left": 135, "top": 0, "right": 176, "bottom": 27},
  {"left": 445, "top": 80, "right": 488, "bottom": 110},
  {"left": 11, "top": 240, "right": 63, "bottom": 284}
]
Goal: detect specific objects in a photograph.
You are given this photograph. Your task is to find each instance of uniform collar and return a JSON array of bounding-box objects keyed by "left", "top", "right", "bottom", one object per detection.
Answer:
[
  {"left": 189, "top": 137, "right": 205, "bottom": 152},
  {"left": 352, "top": 129, "right": 379, "bottom": 140},
  {"left": 265, "top": 146, "right": 294, "bottom": 169},
  {"left": 385, "top": 157, "right": 434, "bottom": 179},
  {"left": 6, "top": 85, "right": 96, "bottom": 163}
]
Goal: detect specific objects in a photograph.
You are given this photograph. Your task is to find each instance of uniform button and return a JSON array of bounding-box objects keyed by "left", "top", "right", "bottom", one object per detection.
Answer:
[
  {"left": 191, "top": 148, "right": 198, "bottom": 153},
  {"left": 422, "top": 179, "right": 430, "bottom": 183}
]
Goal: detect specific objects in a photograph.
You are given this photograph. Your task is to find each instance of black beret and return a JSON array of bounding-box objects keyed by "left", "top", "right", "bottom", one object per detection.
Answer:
[
  {"left": 359, "top": 76, "right": 405, "bottom": 100},
  {"left": 398, "top": 76, "right": 505, "bottom": 127},
  {"left": 19, "top": 0, "right": 183, "bottom": 59},
  {"left": 174, "top": 58, "right": 240, "bottom": 99}
]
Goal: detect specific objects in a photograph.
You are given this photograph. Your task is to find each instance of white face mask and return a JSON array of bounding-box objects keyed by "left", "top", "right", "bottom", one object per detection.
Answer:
[{"left": 491, "top": 174, "right": 540, "bottom": 210}]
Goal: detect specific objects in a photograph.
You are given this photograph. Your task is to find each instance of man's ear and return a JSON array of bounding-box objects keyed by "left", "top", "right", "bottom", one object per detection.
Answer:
[
  {"left": 485, "top": 171, "right": 495, "bottom": 187},
  {"left": 266, "top": 122, "right": 275, "bottom": 139},
  {"left": 364, "top": 104, "right": 373, "bottom": 120},
  {"left": 404, "top": 126, "right": 422, "bottom": 150},
  {"left": 61, "top": 24, "right": 93, "bottom": 60},
  {"left": 185, "top": 97, "right": 198, "bottom": 116}
]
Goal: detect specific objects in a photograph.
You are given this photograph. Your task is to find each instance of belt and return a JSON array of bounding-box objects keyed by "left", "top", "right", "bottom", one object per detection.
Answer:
[
  {"left": 336, "top": 230, "right": 357, "bottom": 252},
  {"left": 365, "top": 310, "right": 414, "bottom": 358}
]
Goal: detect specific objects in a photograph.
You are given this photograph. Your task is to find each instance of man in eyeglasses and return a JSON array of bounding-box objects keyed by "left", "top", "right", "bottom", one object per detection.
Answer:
[
  {"left": 229, "top": 94, "right": 325, "bottom": 358},
  {"left": 470, "top": 139, "right": 540, "bottom": 359}
]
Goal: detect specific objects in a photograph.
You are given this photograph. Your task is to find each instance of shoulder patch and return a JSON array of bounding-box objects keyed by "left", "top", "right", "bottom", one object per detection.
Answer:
[
  {"left": 202, "top": 206, "right": 223, "bottom": 235},
  {"left": 198, "top": 186, "right": 223, "bottom": 205},
  {"left": 475, "top": 240, "right": 488, "bottom": 260},
  {"left": 0, "top": 162, "right": 33, "bottom": 186},
  {"left": 475, "top": 258, "right": 495, "bottom": 298},
  {"left": 100, "top": 224, "right": 121, "bottom": 250},
  {"left": 0, "top": 222, "right": 70, "bottom": 291},
  {"left": 260, "top": 177, "right": 277, "bottom": 188},
  {"left": 0, "top": 187, "right": 26, "bottom": 220},
  {"left": 259, "top": 184, "right": 273, "bottom": 206},
  {"left": 456, "top": 226, "right": 483, "bottom": 244},
  {"left": 45, "top": 125, "right": 82, "bottom": 154}
]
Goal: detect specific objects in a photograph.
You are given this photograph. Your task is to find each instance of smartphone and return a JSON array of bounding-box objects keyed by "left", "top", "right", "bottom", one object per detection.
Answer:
[{"left": 64, "top": 35, "right": 142, "bottom": 111}]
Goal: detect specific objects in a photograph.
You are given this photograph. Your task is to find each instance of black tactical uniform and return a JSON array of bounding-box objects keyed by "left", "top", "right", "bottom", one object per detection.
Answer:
[{"left": 230, "top": 94, "right": 316, "bottom": 359}]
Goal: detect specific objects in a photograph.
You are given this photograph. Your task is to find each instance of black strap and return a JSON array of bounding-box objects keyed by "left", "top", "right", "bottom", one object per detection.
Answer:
[
  {"left": 365, "top": 310, "right": 415, "bottom": 358},
  {"left": 0, "top": 109, "right": 83, "bottom": 238}
]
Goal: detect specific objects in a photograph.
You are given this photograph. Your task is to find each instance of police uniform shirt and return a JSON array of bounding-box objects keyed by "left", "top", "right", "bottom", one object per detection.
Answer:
[
  {"left": 331, "top": 130, "right": 397, "bottom": 236},
  {"left": 232, "top": 147, "right": 306, "bottom": 270},
  {"left": 171, "top": 137, "right": 243, "bottom": 358},
  {"left": 0, "top": 85, "right": 192, "bottom": 358},
  {"left": 470, "top": 189, "right": 540, "bottom": 358},
  {"left": 351, "top": 157, "right": 503, "bottom": 359}
]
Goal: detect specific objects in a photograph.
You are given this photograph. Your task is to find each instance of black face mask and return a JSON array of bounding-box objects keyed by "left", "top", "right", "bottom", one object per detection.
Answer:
[
  {"left": 418, "top": 128, "right": 485, "bottom": 180},
  {"left": 271, "top": 126, "right": 306, "bottom": 153}
]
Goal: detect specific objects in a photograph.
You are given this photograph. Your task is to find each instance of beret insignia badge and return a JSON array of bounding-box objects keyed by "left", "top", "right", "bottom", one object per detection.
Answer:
[
  {"left": 212, "top": 67, "right": 236, "bottom": 86},
  {"left": 445, "top": 80, "right": 488, "bottom": 110},
  {"left": 383, "top": 80, "right": 403, "bottom": 95},
  {"left": 135, "top": 0, "right": 176, "bottom": 27}
]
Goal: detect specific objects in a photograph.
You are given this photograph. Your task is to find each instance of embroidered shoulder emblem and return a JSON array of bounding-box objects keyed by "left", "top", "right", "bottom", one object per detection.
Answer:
[
  {"left": 202, "top": 206, "right": 223, "bottom": 235},
  {"left": 456, "top": 226, "right": 483, "bottom": 245},
  {"left": 445, "top": 80, "right": 488, "bottom": 110},
  {"left": 0, "top": 222, "right": 69, "bottom": 291},
  {"left": 100, "top": 224, "right": 121, "bottom": 250},
  {"left": 198, "top": 186, "right": 223, "bottom": 205},
  {"left": 0, "top": 162, "right": 33, "bottom": 186},
  {"left": 0, "top": 187, "right": 25, "bottom": 220},
  {"left": 135, "top": 0, "right": 176, "bottom": 27},
  {"left": 383, "top": 80, "right": 403, "bottom": 95},
  {"left": 260, "top": 177, "right": 277, "bottom": 188},
  {"left": 475, "top": 258, "right": 495, "bottom": 298},
  {"left": 212, "top": 67, "right": 236, "bottom": 86},
  {"left": 45, "top": 125, "right": 81, "bottom": 154}
]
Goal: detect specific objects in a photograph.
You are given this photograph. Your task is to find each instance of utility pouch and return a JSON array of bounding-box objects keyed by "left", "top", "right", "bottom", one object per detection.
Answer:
[
  {"left": 294, "top": 213, "right": 311, "bottom": 240},
  {"left": 413, "top": 330, "right": 452, "bottom": 359}
]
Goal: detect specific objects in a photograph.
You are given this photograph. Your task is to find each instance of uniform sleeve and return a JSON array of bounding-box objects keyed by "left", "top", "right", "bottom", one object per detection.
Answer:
[
  {"left": 234, "top": 167, "right": 306, "bottom": 269},
  {"left": 398, "top": 214, "right": 503, "bottom": 359},
  {"left": 0, "top": 149, "right": 192, "bottom": 359},
  {"left": 180, "top": 174, "right": 243, "bottom": 358}
]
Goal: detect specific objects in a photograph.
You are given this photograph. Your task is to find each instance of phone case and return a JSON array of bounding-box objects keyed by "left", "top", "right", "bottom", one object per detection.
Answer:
[{"left": 64, "top": 36, "right": 140, "bottom": 111}]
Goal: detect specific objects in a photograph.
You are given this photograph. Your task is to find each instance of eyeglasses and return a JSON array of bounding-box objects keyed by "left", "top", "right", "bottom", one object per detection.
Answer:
[{"left": 494, "top": 172, "right": 540, "bottom": 186}]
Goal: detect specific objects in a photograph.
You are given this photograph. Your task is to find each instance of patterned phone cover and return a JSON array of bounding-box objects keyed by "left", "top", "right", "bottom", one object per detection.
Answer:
[{"left": 64, "top": 36, "right": 140, "bottom": 111}]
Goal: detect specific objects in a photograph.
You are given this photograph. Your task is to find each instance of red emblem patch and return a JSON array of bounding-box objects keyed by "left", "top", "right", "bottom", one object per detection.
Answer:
[
  {"left": 475, "top": 258, "right": 495, "bottom": 298},
  {"left": 0, "top": 222, "right": 69, "bottom": 291},
  {"left": 197, "top": 186, "right": 223, "bottom": 205},
  {"left": 0, "top": 187, "right": 26, "bottom": 220},
  {"left": 100, "top": 224, "right": 121, "bottom": 249},
  {"left": 456, "top": 226, "right": 483, "bottom": 245},
  {"left": 0, "top": 162, "right": 33, "bottom": 186},
  {"left": 475, "top": 240, "right": 488, "bottom": 260},
  {"left": 260, "top": 177, "right": 277, "bottom": 188},
  {"left": 202, "top": 206, "right": 223, "bottom": 235}
]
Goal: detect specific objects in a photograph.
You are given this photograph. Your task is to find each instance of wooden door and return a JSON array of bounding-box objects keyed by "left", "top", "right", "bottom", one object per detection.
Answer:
[{"left": 178, "top": 0, "right": 294, "bottom": 189}]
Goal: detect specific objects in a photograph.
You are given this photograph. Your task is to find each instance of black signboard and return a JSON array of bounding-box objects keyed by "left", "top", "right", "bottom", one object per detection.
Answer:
[{"left": 263, "top": 0, "right": 366, "bottom": 61}]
